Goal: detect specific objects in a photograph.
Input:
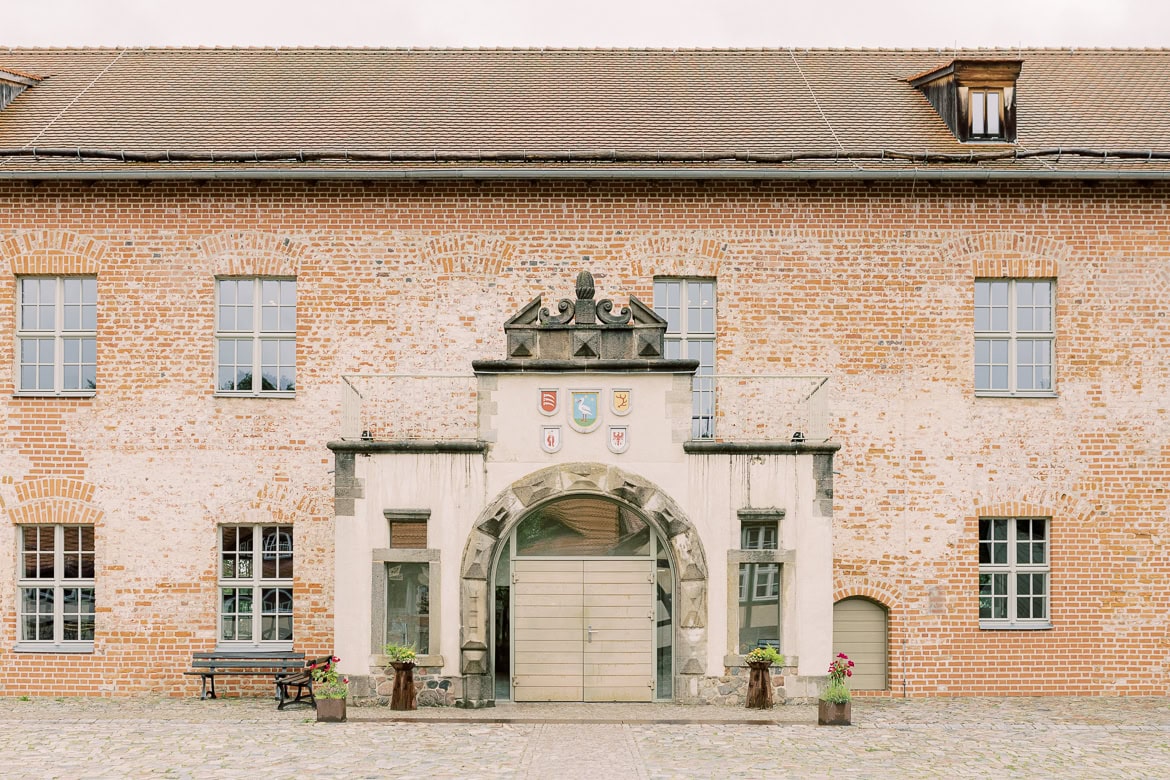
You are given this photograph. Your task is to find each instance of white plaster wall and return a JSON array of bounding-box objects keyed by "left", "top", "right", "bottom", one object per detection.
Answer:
[{"left": 338, "top": 369, "right": 833, "bottom": 683}]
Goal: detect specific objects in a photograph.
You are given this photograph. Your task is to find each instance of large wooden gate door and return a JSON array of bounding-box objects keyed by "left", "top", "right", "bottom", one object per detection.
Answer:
[{"left": 513, "top": 558, "right": 654, "bottom": 702}]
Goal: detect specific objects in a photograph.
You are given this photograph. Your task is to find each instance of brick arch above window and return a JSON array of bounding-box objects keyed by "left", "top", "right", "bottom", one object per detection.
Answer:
[
  {"left": 0, "top": 230, "right": 107, "bottom": 275},
  {"left": 198, "top": 231, "right": 306, "bottom": 277},
  {"left": 939, "top": 232, "right": 1069, "bottom": 278},
  {"left": 420, "top": 233, "right": 515, "bottom": 277},
  {"left": 8, "top": 496, "right": 104, "bottom": 526},
  {"left": 14, "top": 477, "right": 96, "bottom": 505},
  {"left": 972, "top": 488, "right": 1095, "bottom": 526},
  {"left": 625, "top": 234, "right": 727, "bottom": 278},
  {"left": 832, "top": 581, "right": 903, "bottom": 612}
]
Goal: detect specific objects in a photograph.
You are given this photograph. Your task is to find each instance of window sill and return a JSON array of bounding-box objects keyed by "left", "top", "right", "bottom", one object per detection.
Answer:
[
  {"left": 979, "top": 622, "right": 1053, "bottom": 631},
  {"left": 13, "top": 391, "right": 97, "bottom": 399},
  {"left": 974, "top": 392, "right": 1058, "bottom": 399},
  {"left": 214, "top": 393, "right": 296, "bottom": 400},
  {"left": 14, "top": 642, "right": 94, "bottom": 654},
  {"left": 214, "top": 642, "right": 295, "bottom": 652}
]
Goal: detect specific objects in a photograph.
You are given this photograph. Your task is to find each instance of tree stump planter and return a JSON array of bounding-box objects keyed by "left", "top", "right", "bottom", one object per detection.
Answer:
[
  {"left": 390, "top": 661, "right": 417, "bottom": 711},
  {"left": 316, "top": 698, "right": 347, "bottom": 723},
  {"left": 745, "top": 661, "right": 775, "bottom": 709},
  {"left": 817, "top": 700, "right": 851, "bottom": 726}
]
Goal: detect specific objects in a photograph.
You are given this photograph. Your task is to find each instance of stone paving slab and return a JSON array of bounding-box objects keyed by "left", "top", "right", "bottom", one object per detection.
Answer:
[{"left": 0, "top": 696, "right": 1167, "bottom": 778}]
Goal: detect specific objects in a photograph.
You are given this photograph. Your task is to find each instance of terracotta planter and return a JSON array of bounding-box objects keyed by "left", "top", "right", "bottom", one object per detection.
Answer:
[
  {"left": 390, "top": 661, "right": 417, "bottom": 711},
  {"left": 745, "top": 661, "right": 774, "bottom": 709},
  {"left": 817, "top": 699, "right": 851, "bottom": 726},
  {"left": 316, "top": 697, "right": 347, "bottom": 723}
]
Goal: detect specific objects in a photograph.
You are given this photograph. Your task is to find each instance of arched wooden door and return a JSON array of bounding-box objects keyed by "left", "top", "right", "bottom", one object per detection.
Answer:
[{"left": 832, "top": 597, "right": 888, "bottom": 690}]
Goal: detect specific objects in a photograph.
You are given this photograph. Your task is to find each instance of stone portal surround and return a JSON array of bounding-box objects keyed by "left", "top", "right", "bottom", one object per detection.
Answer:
[{"left": 457, "top": 462, "right": 710, "bottom": 705}]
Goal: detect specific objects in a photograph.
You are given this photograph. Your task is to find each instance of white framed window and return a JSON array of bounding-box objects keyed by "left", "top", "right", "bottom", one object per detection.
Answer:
[
  {"left": 218, "top": 525, "right": 294, "bottom": 647},
  {"left": 975, "top": 279, "right": 1054, "bottom": 395},
  {"left": 969, "top": 89, "right": 1003, "bottom": 139},
  {"left": 979, "top": 517, "right": 1050, "bottom": 628},
  {"left": 17, "top": 525, "right": 95, "bottom": 651},
  {"left": 216, "top": 278, "right": 296, "bottom": 395},
  {"left": 654, "top": 278, "right": 715, "bottom": 438},
  {"left": 737, "top": 519, "right": 779, "bottom": 652},
  {"left": 16, "top": 277, "right": 97, "bottom": 395}
]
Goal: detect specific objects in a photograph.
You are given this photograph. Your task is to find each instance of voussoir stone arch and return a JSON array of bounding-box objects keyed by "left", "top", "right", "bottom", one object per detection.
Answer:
[{"left": 458, "top": 462, "right": 709, "bottom": 682}]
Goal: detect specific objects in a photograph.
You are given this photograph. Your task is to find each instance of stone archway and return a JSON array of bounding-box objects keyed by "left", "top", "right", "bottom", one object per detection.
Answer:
[{"left": 457, "top": 462, "right": 708, "bottom": 704}]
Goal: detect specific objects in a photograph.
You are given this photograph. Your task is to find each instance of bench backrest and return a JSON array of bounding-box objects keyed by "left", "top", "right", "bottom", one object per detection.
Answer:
[{"left": 190, "top": 652, "right": 306, "bottom": 671}]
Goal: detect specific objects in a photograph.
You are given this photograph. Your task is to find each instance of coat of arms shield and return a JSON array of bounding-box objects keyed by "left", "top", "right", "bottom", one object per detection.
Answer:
[
  {"left": 539, "top": 388, "right": 560, "bottom": 416},
  {"left": 569, "top": 390, "right": 601, "bottom": 432}
]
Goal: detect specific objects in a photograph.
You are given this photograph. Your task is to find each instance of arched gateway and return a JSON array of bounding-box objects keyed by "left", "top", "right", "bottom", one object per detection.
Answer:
[
  {"left": 329, "top": 269, "right": 837, "bottom": 708},
  {"left": 458, "top": 463, "right": 708, "bottom": 703}
]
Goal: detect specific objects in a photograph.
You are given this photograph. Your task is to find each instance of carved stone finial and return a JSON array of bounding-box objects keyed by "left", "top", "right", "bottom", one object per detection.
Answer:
[
  {"left": 505, "top": 269, "right": 667, "bottom": 361},
  {"left": 576, "top": 270, "right": 596, "bottom": 301}
]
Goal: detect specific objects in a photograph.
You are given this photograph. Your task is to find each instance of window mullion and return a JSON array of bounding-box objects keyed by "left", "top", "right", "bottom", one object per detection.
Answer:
[{"left": 53, "top": 526, "right": 65, "bottom": 644}]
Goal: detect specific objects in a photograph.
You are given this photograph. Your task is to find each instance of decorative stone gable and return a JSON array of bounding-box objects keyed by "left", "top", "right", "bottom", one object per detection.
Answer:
[{"left": 503, "top": 270, "right": 667, "bottom": 362}]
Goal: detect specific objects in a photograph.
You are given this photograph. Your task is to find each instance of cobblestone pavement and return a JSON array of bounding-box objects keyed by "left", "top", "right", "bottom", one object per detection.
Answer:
[{"left": 1, "top": 696, "right": 1168, "bottom": 779}]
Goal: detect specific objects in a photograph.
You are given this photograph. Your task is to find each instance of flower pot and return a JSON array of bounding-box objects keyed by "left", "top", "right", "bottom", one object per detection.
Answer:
[
  {"left": 745, "top": 661, "right": 774, "bottom": 709},
  {"left": 817, "top": 700, "right": 851, "bottom": 726},
  {"left": 390, "top": 661, "right": 417, "bottom": 711},
  {"left": 316, "top": 697, "right": 347, "bottom": 723}
]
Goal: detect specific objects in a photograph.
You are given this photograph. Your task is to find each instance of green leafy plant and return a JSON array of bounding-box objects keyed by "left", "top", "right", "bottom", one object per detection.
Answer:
[
  {"left": 311, "top": 655, "right": 349, "bottom": 700},
  {"left": 820, "top": 651, "right": 855, "bottom": 703},
  {"left": 744, "top": 646, "right": 785, "bottom": 666},
  {"left": 384, "top": 643, "right": 417, "bottom": 663}
]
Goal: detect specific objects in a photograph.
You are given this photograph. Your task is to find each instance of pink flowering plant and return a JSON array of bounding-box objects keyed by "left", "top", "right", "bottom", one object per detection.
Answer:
[
  {"left": 820, "top": 652, "right": 855, "bottom": 704},
  {"left": 312, "top": 655, "right": 349, "bottom": 700}
]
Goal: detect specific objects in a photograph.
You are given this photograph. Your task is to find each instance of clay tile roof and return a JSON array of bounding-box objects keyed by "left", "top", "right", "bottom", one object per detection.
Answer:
[{"left": 0, "top": 47, "right": 1167, "bottom": 177}]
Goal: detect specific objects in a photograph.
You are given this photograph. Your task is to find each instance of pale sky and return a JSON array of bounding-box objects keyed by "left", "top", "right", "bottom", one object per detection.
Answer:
[{"left": 4, "top": 0, "right": 1169, "bottom": 49}]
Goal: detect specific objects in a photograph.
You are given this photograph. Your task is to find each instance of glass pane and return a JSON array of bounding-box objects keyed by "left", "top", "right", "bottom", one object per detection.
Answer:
[
  {"left": 987, "top": 91, "right": 1001, "bottom": 136},
  {"left": 971, "top": 91, "right": 985, "bottom": 134},
  {"left": 35, "top": 279, "right": 56, "bottom": 330},
  {"left": 991, "top": 365, "right": 1008, "bottom": 390},
  {"left": 656, "top": 552, "right": 672, "bottom": 699},
  {"left": 261, "top": 281, "right": 279, "bottom": 331},
  {"left": 386, "top": 562, "right": 430, "bottom": 653},
  {"left": 261, "top": 527, "right": 293, "bottom": 580},
  {"left": 991, "top": 339, "right": 1009, "bottom": 364},
  {"left": 739, "top": 562, "right": 779, "bottom": 653},
  {"left": 516, "top": 497, "right": 650, "bottom": 557}
]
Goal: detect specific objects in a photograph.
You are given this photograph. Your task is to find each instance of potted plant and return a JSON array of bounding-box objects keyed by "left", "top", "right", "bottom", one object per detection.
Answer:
[
  {"left": 744, "top": 646, "right": 784, "bottom": 709},
  {"left": 384, "top": 643, "right": 418, "bottom": 711},
  {"left": 312, "top": 656, "right": 349, "bottom": 723},
  {"left": 818, "top": 652, "right": 855, "bottom": 725}
]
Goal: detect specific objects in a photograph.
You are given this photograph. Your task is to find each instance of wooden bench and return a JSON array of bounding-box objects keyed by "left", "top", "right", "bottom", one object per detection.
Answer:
[
  {"left": 275, "top": 655, "right": 335, "bottom": 710},
  {"left": 184, "top": 651, "right": 312, "bottom": 702}
]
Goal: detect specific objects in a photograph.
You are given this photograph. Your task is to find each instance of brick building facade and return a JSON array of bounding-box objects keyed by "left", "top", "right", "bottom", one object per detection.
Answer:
[{"left": 0, "top": 49, "right": 1167, "bottom": 700}]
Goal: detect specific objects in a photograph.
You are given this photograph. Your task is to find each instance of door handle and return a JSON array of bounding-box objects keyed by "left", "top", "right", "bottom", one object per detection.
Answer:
[{"left": 587, "top": 625, "right": 595, "bottom": 643}]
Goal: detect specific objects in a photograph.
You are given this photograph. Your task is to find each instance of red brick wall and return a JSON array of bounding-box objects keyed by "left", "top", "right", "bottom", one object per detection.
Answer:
[{"left": 0, "top": 178, "right": 1166, "bottom": 696}]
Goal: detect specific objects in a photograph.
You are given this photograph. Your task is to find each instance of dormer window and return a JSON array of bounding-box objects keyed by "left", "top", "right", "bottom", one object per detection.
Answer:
[
  {"left": 0, "top": 67, "right": 42, "bottom": 111},
  {"left": 969, "top": 88, "right": 1002, "bottom": 139},
  {"left": 910, "top": 59, "right": 1021, "bottom": 144}
]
